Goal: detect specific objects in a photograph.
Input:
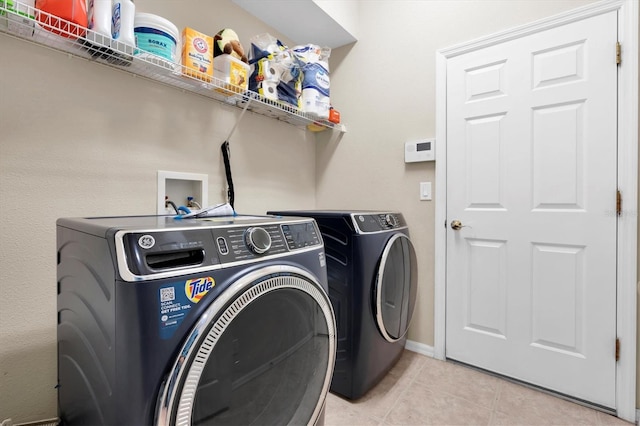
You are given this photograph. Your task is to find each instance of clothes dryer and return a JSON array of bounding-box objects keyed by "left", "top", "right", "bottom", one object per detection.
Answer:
[
  {"left": 56, "top": 214, "right": 335, "bottom": 425},
  {"left": 267, "top": 210, "right": 417, "bottom": 400}
]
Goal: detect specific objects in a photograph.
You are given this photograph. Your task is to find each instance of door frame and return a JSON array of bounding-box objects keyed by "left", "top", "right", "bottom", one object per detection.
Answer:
[{"left": 433, "top": 0, "right": 638, "bottom": 421}]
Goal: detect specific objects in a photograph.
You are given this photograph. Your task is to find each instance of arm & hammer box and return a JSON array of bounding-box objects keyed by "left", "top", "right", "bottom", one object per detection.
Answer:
[{"left": 182, "top": 27, "right": 213, "bottom": 82}]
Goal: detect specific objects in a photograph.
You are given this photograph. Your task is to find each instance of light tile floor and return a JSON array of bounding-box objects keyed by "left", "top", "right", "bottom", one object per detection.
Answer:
[{"left": 324, "top": 350, "right": 634, "bottom": 426}]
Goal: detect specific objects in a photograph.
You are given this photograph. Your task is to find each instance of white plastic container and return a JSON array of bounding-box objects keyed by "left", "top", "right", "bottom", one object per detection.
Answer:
[
  {"left": 213, "top": 53, "right": 249, "bottom": 91},
  {"left": 5, "top": 0, "right": 35, "bottom": 36},
  {"left": 86, "top": 0, "right": 111, "bottom": 45},
  {"left": 134, "top": 12, "right": 179, "bottom": 65},
  {"left": 112, "top": 0, "right": 135, "bottom": 52},
  {"left": 4, "top": 0, "right": 35, "bottom": 17}
]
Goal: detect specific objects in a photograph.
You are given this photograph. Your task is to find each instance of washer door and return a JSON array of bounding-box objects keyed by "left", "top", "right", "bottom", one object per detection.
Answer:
[
  {"left": 374, "top": 233, "right": 418, "bottom": 342},
  {"left": 156, "top": 266, "right": 336, "bottom": 426}
]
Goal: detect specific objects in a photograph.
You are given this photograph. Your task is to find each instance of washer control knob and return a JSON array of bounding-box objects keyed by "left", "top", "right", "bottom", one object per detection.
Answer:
[
  {"left": 244, "top": 227, "right": 272, "bottom": 254},
  {"left": 384, "top": 214, "right": 398, "bottom": 228}
]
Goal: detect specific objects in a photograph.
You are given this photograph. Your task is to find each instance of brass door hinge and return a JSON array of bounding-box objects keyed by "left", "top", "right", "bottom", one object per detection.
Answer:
[
  {"left": 616, "top": 42, "right": 621, "bottom": 65},
  {"left": 616, "top": 190, "right": 622, "bottom": 216},
  {"left": 615, "top": 338, "right": 620, "bottom": 361}
]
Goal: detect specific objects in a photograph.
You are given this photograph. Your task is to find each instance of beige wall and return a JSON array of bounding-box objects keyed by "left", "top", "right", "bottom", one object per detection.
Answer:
[
  {"left": 2, "top": 0, "right": 637, "bottom": 423},
  {"left": 0, "top": 1, "right": 316, "bottom": 421},
  {"left": 318, "top": 0, "right": 599, "bottom": 349},
  {"left": 319, "top": 0, "right": 638, "bottom": 414}
]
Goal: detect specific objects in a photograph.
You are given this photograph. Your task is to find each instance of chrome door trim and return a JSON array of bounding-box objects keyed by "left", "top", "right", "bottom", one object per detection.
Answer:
[{"left": 375, "top": 233, "right": 418, "bottom": 343}]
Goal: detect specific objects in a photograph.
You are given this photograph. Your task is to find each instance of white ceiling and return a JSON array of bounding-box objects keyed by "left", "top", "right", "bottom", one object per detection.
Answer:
[{"left": 231, "top": 0, "right": 358, "bottom": 49}]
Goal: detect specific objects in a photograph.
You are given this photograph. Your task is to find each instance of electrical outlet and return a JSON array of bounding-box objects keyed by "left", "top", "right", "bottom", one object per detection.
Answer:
[{"left": 157, "top": 171, "right": 208, "bottom": 215}]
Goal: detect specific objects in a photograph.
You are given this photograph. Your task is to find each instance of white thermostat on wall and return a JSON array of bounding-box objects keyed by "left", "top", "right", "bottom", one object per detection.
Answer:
[{"left": 405, "top": 139, "right": 435, "bottom": 163}]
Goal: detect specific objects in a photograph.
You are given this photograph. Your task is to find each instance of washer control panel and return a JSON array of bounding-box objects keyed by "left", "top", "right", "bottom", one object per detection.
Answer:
[
  {"left": 212, "top": 224, "right": 286, "bottom": 263},
  {"left": 352, "top": 213, "right": 407, "bottom": 233},
  {"left": 281, "top": 222, "right": 321, "bottom": 250},
  {"left": 93, "top": 215, "right": 324, "bottom": 280},
  {"left": 244, "top": 227, "right": 272, "bottom": 254},
  {"left": 211, "top": 220, "right": 322, "bottom": 263},
  {"left": 122, "top": 229, "right": 220, "bottom": 276}
]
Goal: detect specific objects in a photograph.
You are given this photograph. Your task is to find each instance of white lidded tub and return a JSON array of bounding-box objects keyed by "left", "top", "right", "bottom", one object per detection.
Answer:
[{"left": 134, "top": 12, "right": 179, "bottom": 67}]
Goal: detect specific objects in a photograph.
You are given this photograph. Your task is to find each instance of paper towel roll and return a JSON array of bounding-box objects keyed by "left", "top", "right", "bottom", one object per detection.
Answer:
[
  {"left": 301, "top": 88, "right": 330, "bottom": 119},
  {"left": 265, "top": 62, "right": 281, "bottom": 82},
  {"left": 252, "top": 59, "right": 280, "bottom": 82},
  {"left": 257, "top": 80, "right": 279, "bottom": 101}
]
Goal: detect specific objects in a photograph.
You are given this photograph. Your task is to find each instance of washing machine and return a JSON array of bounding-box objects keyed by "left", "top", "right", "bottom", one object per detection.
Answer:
[
  {"left": 56, "top": 214, "right": 336, "bottom": 425},
  {"left": 267, "top": 210, "right": 417, "bottom": 400}
]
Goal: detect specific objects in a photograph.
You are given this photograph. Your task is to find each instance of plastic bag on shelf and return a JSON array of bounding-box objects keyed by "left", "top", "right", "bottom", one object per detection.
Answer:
[
  {"left": 248, "top": 33, "right": 303, "bottom": 108},
  {"left": 293, "top": 44, "right": 331, "bottom": 120}
]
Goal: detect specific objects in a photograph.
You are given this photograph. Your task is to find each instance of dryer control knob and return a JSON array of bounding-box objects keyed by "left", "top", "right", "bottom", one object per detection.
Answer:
[
  {"left": 244, "top": 227, "right": 272, "bottom": 254},
  {"left": 384, "top": 214, "right": 398, "bottom": 228}
]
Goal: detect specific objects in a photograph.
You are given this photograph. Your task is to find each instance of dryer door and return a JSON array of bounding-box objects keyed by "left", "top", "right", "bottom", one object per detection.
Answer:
[
  {"left": 374, "top": 233, "right": 418, "bottom": 342},
  {"left": 156, "top": 265, "right": 336, "bottom": 426}
]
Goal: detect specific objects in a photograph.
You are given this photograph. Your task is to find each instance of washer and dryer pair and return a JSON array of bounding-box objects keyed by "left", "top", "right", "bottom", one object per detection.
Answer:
[
  {"left": 268, "top": 210, "right": 418, "bottom": 400},
  {"left": 56, "top": 210, "right": 417, "bottom": 424},
  {"left": 56, "top": 215, "right": 336, "bottom": 425}
]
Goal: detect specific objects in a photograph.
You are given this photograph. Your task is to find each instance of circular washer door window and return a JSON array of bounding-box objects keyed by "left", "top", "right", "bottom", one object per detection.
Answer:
[
  {"left": 156, "top": 266, "right": 336, "bottom": 426},
  {"left": 374, "top": 233, "right": 418, "bottom": 342}
]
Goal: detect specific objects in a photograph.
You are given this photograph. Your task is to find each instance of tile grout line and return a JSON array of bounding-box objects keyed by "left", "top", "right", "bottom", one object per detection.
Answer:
[
  {"left": 487, "top": 376, "right": 504, "bottom": 425},
  {"left": 378, "top": 356, "right": 430, "bottom": 425},
  {"left": 413, "top": 361, "right": 502, "bottom": 415}
]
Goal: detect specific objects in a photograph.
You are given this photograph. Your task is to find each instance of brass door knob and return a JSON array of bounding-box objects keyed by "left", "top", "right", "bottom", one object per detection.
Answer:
[{"left": 451, "top": 220, "right": 463, "bottom": 230}]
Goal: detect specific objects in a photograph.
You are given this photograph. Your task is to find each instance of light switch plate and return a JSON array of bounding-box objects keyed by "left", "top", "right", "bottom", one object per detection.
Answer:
[{"left": 420, "top": 182, "right": 432, "bottom": 201}]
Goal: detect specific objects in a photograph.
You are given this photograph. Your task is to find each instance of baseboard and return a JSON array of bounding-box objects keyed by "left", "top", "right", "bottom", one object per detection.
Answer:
[
  {"left": 404, "top": 339, "right": 435, "bottom": 358},
  {"left": 1, "top": 419, "right": 58, "bottom": 426}
]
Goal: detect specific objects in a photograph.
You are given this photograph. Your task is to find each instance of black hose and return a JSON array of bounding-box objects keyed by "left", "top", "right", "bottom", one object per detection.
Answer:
[
  {"left": 221, "top": 140, "right": 235, "bottom": 209},
  {"left": 165, "top": 199, "right": 179, "bottom": 214}
]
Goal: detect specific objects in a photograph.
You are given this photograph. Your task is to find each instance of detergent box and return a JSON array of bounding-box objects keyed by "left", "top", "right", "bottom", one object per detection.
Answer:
[{"left": 181, "top": 27, "right": 213, "bottom": 82}]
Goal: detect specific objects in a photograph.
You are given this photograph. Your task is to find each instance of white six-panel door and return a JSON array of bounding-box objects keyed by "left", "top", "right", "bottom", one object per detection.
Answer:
[{"left": 445, "top": 10, "right": 618, "bottom": 408}]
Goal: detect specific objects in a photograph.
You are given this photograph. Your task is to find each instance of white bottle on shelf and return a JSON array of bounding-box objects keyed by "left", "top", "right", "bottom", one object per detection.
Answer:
[
  {"left": 86, "top": 0, "right": 112, "bottom": 45},
  {"left": 6, "top": 0, "right": 35, "bottom": 36},
  {"left": 112, "top": 0, "right": 135, "bottom": 53}
]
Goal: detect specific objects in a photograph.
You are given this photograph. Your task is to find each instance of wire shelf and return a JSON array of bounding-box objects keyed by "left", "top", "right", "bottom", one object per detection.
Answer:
[{"left": 0, "top": 1, "right": 343, "bottom": 132}]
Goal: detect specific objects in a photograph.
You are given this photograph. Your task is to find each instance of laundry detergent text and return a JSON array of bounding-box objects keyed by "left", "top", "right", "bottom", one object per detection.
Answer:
[
  {"left": 160, "top": 301, "right": 191, "bottom": 315},
  {"left": 185, "top": 276, "right": 215, "bottom": 303}
]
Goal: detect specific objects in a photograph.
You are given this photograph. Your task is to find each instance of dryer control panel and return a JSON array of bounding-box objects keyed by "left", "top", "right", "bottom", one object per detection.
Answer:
[{"left": 352, "top": 213, "right": 407, "bottom": 233}]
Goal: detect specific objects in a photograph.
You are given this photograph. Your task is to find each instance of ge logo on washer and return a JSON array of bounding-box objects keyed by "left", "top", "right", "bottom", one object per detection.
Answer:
[{"left": 138, "top": 235, "right": 156, "bottom": 249}]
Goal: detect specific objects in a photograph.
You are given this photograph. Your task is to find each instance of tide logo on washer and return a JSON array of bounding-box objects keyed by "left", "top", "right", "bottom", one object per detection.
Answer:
[{"left": 185, "top": 277, "right": 215, "bottom": 303}]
